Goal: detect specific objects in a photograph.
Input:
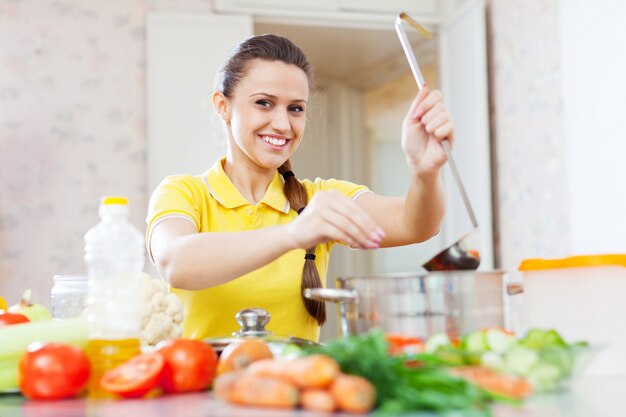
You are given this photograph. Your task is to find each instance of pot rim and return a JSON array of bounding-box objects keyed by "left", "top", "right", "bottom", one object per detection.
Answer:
[{"left": 336, "top": 269, "right": 507, "bottom": 283}]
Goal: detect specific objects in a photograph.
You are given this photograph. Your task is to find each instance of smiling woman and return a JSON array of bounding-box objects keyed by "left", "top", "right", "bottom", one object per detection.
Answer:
[{"left": 146, "top": 33, "right": 454, "bottom": 342}]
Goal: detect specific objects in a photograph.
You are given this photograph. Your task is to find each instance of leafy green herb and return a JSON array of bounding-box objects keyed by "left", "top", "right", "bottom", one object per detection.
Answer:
[{"left": 304, "top": 330, "right": 494, "bottom": 415}]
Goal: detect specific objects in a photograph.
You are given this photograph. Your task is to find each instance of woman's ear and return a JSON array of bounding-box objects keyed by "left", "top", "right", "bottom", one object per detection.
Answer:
[{"left": 212, "top": 91, "right": 231, "bottom": 122}]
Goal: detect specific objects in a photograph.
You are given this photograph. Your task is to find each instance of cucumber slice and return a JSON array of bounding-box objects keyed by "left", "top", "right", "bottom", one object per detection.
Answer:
[
  {"left": 543, "top": 330, "right": 567, "bottom": 347},
  {"left": 527, "top": 363, "right": 562, "bottom": 392},
  {"left": 278, "top": 343, "right": 303, "bottom": 359},
  {"left": 520, "top": 329, "right": 566, "bottom": 349},
  {"left": 539, "top": 347, "right": 574, "bottom": 377},
  {"left": 505, "top": 346, "right": 539, "bottom": 376},
  {"left": 424, "top": 332, "right": 451, "bottom": 353},
  {"left": 462, "top": 330, "right": 488, "bottom": 353},
  {"left": 485, "top": 329, "right": 516, "bottom": 354},
  {"left": 481, "top": 351, "right": 506, "bottom": 372}
]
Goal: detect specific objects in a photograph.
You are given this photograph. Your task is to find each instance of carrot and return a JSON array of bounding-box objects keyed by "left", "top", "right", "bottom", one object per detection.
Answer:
[
  {"left": 213, "top": 371, "right": 243, "bottom": 403},
  {"left": 232, "top": 374, "right": 299, "bottom": 409},
  {"left": 448, "top": 366, "right": 533, "bottom": 400},
  {"left": 217, "top": 340, "right": 273, "bottom": 375},
  {"left": 330, "top": 373, "right": 376, "bottom": 414},
  {"left": 245, "top": 358, "right": 290, "bottom": 379},
  {"left": 247, "top": 354, "right": 340, "bottom": 389},
  {"left": 300, "top": 389, "right": 336, "bottom": 413}
]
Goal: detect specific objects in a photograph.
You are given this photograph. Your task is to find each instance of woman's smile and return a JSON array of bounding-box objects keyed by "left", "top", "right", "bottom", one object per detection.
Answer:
[{"left": 259, "top": 134, "right": 291, "bottom": 148}]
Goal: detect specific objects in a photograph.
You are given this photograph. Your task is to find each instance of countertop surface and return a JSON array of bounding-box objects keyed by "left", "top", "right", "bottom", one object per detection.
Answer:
[{"left": 0, "top": 375, "right": 624, "bottom": 417}]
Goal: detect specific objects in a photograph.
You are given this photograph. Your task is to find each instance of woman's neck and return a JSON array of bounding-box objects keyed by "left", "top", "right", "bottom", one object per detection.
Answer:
[{"left": 223, "top": 157, "right": 275, "bottom": 205}]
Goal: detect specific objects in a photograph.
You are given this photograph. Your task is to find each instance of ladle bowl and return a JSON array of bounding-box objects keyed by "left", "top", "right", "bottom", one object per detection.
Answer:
[{"left": 422, "top": 230, "right": 481, "bottom": 271}]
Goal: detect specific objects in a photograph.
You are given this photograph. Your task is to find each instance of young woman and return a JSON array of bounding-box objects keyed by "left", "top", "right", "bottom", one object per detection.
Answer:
[{"left": 146, "top": 34, "right": 454, "bottom": 342}]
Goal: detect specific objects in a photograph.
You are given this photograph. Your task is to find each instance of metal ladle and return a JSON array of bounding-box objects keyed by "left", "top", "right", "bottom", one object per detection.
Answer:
[{"left": 394, "top": 13, "right": 480, "bottom": 271}]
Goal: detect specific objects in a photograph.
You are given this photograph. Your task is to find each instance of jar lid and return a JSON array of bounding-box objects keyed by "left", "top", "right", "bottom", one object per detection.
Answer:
[{"left": 519, "top": 254, "right": 626, "bottom": 271}]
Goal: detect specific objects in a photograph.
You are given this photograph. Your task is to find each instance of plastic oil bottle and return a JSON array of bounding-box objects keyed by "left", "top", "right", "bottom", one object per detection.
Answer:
[{"left": 84, "top": 196, "right": 144, "bottom": 398}]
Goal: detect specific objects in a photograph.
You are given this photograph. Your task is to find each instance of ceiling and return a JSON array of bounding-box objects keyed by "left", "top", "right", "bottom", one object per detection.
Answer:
[{"left": 254, "top": 22, "right": 437, "bottom": 90}]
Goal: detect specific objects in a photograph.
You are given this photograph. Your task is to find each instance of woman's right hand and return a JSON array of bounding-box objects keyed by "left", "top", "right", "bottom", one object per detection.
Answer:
[{"left": 284, "top": 190, "right": 386, "bottom": 250}]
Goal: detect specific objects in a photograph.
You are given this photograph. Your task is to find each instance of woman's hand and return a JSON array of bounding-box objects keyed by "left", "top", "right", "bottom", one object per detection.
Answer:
[
  {"left": 285, "top": 190, "right": 385, "bottom": 250},
  {"left": 401, "top": 87, "right": 454, "bottom": 177}
]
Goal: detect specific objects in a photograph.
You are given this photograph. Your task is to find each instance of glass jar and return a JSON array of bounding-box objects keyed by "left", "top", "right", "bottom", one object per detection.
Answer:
[{"left": 51, "top": 275, "right": 89, "bottom": 319}]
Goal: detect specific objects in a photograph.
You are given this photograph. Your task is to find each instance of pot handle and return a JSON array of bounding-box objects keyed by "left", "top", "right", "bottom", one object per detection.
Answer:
[
  {"left": 303, "top": 288, "right": 358, "bottom": 304},
  {"left": 507, "top": 282, "right": 524, "bottom": 296},
  {"left": 304, "top": 288, "right": 357, "bottom": 338}
]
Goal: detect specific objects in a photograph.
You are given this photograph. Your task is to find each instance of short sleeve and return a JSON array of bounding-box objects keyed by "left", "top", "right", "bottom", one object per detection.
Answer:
[
  {"left": 146, "top": 175, "right": 203, "bottom": 260},
  {"left": 315, "top": 177, "right": 371, "bottom": 200}
]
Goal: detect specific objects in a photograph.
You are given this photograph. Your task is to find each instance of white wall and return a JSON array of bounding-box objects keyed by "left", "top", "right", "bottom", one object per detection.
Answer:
[
  {"left": 561, "top": 0, "right": 626, "bottom": 254},
  {"left": 490, "top": 1, "right": 570, "bottom": 273}
]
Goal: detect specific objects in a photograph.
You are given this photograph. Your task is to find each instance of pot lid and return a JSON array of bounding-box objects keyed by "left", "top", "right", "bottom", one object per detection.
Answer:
[{"left": 203, "top": 308, "right": 318, "bottom": 352}]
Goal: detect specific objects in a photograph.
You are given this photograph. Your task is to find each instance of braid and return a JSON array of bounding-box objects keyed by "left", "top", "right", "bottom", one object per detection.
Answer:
[{"left": 278, "top": 161, "right": 326, "bottom": 326}]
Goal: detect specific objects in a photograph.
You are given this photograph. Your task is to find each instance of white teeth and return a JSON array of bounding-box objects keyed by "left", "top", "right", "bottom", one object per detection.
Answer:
[{"left": 260, "top": 136, "right": 287, "bottom": 146}]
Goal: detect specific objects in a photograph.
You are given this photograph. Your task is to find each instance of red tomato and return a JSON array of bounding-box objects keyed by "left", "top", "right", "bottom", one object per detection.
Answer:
[
  {"left": 157, "top": 339, "right": 218, "bottom": 393},
  {"left": 100, "top": 353, "right": 164, "bottom": 398},
  {"left": 0, "top": 312, "right": 30, "bottom": 327},
  {"left": 19, "top": 342, "right": 90, "bottom": 400}
]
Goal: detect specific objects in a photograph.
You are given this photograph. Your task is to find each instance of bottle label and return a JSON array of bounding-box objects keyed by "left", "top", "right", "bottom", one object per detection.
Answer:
[{"left": 86, "top": 272, "right": 141, "bottom": 339}]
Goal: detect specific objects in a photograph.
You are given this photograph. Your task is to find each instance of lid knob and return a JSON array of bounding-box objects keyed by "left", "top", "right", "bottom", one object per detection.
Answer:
[{"left": 233, "top": 308, "right": 272, "bottom": 337}]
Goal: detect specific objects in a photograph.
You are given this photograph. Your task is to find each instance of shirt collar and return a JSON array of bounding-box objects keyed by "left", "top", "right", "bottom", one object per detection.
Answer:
[{"left": 205, "top": 157, "right": 290, "bottom": 214}]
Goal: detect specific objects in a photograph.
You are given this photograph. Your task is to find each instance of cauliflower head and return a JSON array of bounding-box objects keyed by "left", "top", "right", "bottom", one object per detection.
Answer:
[{"left": 139, "top": 273, "right": 184, "bottom": 346}]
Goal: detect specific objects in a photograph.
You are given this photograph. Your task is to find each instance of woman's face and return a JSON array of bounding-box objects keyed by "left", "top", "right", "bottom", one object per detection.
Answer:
[{"left": 221, "top": 59, "right": 309, "bottom": 170}]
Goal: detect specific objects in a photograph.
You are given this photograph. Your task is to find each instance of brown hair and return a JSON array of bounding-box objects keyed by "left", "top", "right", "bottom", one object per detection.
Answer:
[{"left": 216, "top": 34, "right": 325, "bottom": 325}]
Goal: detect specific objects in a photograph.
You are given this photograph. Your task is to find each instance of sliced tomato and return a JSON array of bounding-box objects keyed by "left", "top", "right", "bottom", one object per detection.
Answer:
[
  {"left": 0, "top": 312, "right": 29, "bottom": 327},
  {"left": 385, "top": 333, "right": 425, "bottom": 356},
  {"left": 101, "top": 353, "right": 164, "bottom": 398}
]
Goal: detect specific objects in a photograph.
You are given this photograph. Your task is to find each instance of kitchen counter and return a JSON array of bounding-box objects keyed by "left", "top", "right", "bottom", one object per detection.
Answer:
[{"left": 0, "top": 375, "right": 624, "bottom": 417}]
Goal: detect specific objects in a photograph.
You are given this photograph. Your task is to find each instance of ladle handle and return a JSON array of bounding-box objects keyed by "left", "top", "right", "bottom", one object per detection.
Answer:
[
  {"left": 395, "top": 14, "right": 478, "bottom": 229},
  {"left": 442, "top": 141, "right": 479, "bottom": 229}
]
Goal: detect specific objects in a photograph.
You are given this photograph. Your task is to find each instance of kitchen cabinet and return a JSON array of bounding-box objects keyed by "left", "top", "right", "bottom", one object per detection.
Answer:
[
  {"left": 214, "top": 0, "right": 440, "bottom": 20},
  {"left": 146, "top": 0, "right": 493, "bottom": 273}
]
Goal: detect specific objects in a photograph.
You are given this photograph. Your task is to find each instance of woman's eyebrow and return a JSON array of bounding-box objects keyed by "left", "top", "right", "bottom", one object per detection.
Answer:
[{"left": 250, "top": 92, "right": 307, "bottom": 103}]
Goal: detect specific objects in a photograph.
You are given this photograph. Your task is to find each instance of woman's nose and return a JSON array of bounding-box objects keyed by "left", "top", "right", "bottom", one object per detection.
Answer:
[{"left": 271, "top": 109, "right": 291, "bottom": 131}]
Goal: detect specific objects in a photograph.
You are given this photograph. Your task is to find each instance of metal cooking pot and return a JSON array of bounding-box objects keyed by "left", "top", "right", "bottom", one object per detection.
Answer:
[
  {"left": 203, "top": 308, "right": 319, "bottom": 355},
  {"left": 305, "top": 270, "right": 506, "bottom": 339}
]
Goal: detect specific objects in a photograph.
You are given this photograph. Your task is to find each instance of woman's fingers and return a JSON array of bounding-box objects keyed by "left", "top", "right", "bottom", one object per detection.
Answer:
[
  {"left": 412, "top": 89, "right": 443, "bottom": 121},
  {"left": 419, "top": 100, "right": 454, "bottom": 145},
  {"left": 406, "top": 87, "right": 429, "bottom": 120},
  {"left": 305, "top": 191, "right": 384, "bottom": 249},
  {"left": 423, "top": 111, "right": 448, "bottom": 135},
  {"left": 434, "top": 122, "right": 454, "bottom": 145},
  {"left": 325, "top": 195, "right": 384, "bottom": 248}
]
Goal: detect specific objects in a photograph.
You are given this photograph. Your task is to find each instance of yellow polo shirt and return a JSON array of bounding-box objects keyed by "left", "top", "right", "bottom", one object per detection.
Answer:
[{"left": 146, "top": 157, "right": 370, "bottom": 342}]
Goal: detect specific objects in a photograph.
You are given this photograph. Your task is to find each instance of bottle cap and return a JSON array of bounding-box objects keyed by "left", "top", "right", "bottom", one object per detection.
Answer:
[
  {"left": 99, "top": 196, "right": 130, "bottom": 218},
  {"left": 101, "top": 196, "right": 128, "bottom": 205}
]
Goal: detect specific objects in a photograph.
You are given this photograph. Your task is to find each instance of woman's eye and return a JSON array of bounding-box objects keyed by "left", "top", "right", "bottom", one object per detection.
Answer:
[
  {"left": 256, "top": 100, "right": 271, "bottom": 108},
  {"left": 289, "top": 105, "right": 304, "bottom": 113}
]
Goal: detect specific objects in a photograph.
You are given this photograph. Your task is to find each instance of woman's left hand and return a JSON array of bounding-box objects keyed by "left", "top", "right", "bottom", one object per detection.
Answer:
[{"left": 401, "top": 87, "right": 454, "bottom": 176}]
